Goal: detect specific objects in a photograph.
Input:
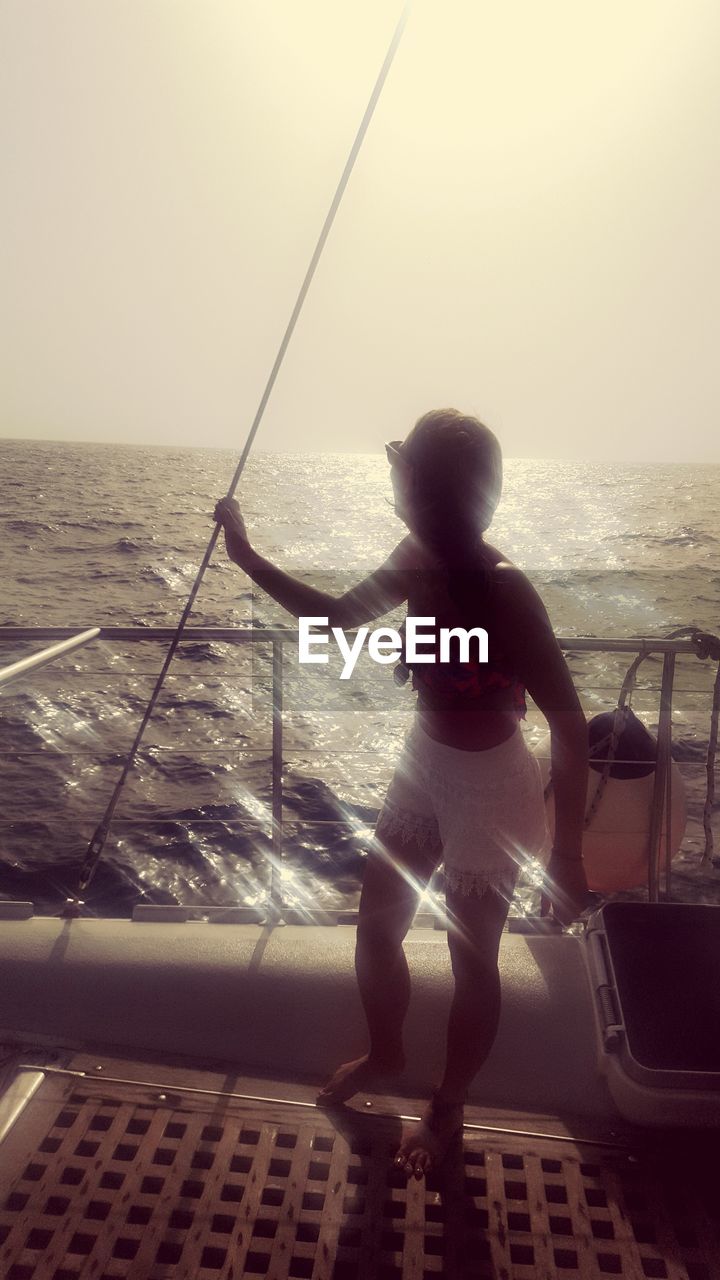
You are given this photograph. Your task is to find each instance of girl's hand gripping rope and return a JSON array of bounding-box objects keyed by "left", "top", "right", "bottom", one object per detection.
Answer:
[
  {"left": 212, "top": 494, "right": 245, "bottom": 535},
  {"left": 214, "top": 497, "right": 248, "bottom": 541}
]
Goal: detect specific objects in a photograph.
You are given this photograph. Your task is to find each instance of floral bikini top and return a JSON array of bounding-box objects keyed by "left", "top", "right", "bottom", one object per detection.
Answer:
[
  {"left": 410, "top": 656, "right": 527, "bottom": 719},
  {"left": 395, "top": 634, "right": 527, "bottom": 720}
]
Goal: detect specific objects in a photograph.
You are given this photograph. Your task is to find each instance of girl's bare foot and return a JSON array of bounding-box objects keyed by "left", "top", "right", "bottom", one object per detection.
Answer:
[
  {"left": 316, "top": 1051, "right": 405, "bottom": 1105},
  {"left": 394, "top": 1088, "right": 465, "bottom": 1179}
]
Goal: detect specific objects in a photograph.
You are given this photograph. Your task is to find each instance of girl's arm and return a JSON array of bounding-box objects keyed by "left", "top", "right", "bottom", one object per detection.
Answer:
[
  {"left": 215, "top": 497, "right": 410, "bottom": 627},
  {"left": 495, "top": 567, "right": 590, "bottom": 922}
]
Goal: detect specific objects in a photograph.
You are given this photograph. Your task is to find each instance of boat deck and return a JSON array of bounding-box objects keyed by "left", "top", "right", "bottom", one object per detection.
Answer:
[{"left": 1, "top": 1050, "right": 717, "bottom": 1280}]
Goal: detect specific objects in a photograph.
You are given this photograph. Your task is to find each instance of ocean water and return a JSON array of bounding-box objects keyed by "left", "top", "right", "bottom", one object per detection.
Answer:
[{"left": 1, "top": 438, "right": 718, "bottom": 917}]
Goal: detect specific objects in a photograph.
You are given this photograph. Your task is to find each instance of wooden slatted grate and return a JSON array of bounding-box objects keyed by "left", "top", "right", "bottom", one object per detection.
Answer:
[{"left": 0, "top": 1067, "right": 718, "bottom": 1280}]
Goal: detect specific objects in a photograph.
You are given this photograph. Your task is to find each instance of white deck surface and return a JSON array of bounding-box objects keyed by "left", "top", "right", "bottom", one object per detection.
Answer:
[{"left": 0, "top": 919, "right": 619, "bottom": 1121}]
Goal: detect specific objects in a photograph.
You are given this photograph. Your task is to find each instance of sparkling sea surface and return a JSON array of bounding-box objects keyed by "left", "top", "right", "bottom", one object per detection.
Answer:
[{"left": 1, "top": 439, "right": 718, "bottom": 917}]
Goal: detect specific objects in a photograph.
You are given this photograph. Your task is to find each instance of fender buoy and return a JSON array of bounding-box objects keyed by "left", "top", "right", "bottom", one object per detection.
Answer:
[{"left": 533, "top": 710, "right": 687, "bottom": 892}]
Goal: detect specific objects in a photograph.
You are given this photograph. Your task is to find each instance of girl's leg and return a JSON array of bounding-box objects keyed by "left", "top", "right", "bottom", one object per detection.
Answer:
[
  {"left": 317, "top": 828, "right": 443, "bottom": 1103},
  {"left": 394, "top": 882, "right": 512, "bottom": 1178},
  {"left": 439, "top": 881, "right": 511, "bottom": 1098}
]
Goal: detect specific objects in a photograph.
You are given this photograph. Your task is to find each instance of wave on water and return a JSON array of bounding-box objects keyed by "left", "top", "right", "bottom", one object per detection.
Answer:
[
  {"left": 660, "top": 528, "right": 718, "bottom": 546},
  {"left": 604, "top": 528, "right": 718, "bottom": 547},
  {"left": 6, "top": 518, "right": 59, "bottom": 534}
]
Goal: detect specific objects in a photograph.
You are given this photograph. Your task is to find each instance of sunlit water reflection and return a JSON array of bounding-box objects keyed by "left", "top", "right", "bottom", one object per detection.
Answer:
[{"left": 1, "top": 441, "right": 719, "bottom": 916}]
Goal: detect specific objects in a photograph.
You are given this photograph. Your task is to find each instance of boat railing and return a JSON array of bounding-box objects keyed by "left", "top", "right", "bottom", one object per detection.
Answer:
[
  {"left": 0, "top": 626, "right": 711, "bottom": 911},
  {"left": 0, "top": 628, "right": 101, "bottom": 689}
]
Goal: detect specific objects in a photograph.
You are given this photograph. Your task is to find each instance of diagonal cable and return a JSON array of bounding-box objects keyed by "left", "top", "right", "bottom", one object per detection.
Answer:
[{"left": 76, "top": 4, "right": 412, "bottom": 895}]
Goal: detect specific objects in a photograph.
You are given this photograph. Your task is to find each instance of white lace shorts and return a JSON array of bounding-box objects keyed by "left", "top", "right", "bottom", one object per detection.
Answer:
[{"left": 374, "top": 719, "right": 550, "bottom": 901}]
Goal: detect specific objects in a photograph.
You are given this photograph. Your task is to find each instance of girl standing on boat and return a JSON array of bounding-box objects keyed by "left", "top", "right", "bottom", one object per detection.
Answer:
[{"left": 214, "top": 409, "right": 589, "bottom": 1180}]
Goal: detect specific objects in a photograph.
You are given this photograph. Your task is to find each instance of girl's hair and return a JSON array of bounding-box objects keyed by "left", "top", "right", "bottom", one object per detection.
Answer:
[{"left": 402, "top": 408, "right": 503, "bottom": 610}]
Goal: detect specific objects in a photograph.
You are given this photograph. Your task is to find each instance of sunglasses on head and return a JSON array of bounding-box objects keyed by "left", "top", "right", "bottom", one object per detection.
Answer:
[{"left": 385, "top": 440, "right": 407, "bottom": 466}]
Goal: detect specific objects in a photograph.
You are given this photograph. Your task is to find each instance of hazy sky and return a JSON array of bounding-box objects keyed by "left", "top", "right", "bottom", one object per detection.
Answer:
[{"left": 2, "top": 1, "right": 719, "bottom": 461}]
